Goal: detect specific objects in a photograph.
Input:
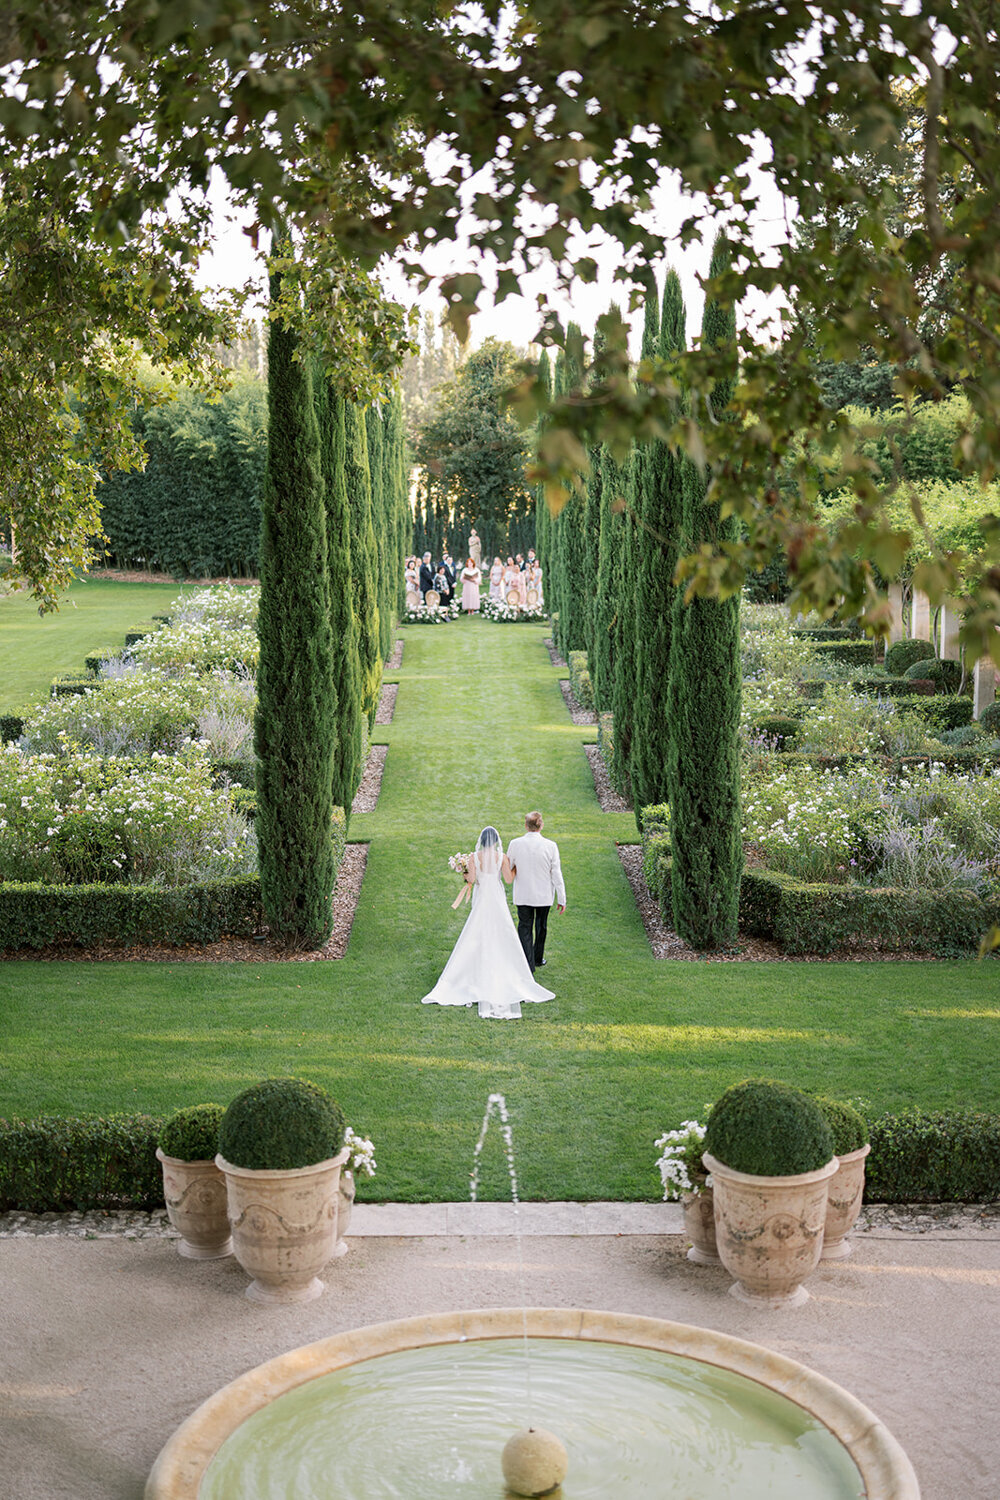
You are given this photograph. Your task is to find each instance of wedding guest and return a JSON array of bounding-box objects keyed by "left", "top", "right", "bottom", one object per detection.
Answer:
[
  {"left": 404, "top": 557, "right": 419, "bottom": 593},
  {"left": 441, "top": 551, "right": 457, "bottom": 604},
  {"left": 419, "top": 552, "right": 435, "bottom": 599},
  {"left": 489, "top": 556, "right": 504, "bottom": 599},
  {"left": 514, "top": 562, "right": 528, "bottom": 608},
  {"left": 461, "top": 556, "right": 481, "bottom": 613}
]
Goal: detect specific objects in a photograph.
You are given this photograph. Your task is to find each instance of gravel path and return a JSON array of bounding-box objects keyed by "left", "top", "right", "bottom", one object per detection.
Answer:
[
  {"left": 387, "top": 639, "right": 404, "bottom": 670},
  {"left": 544, "top": 636, "right": 567, "bottom": 668},
  {"left": 559, "top": 679, "right": 597, "bottom": 725},
  {"left": 351, "top": 743, "right": 387, "bottom": 814},
  {"left": 585, "top": 745, "right": 631, "bottom": 812},
  {"left": 375, "top": 682, "right": 398, "bottom": 724}
]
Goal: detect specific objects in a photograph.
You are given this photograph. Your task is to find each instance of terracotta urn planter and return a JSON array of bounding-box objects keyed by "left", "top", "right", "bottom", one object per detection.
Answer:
[
  {"left": 821, "top": 1142, "right": 871, "bottom": 1261},
  {"left": 217, "top": 1145, "right": 351, "bottom": 1304},
  {"left": 703, "top": 1151, "right": 838, "bottom": 1308},
  {"left": 681, "top": 1187, "right": 720, "bottom": 1265},
  {"left": 155, "top": 1148, "right": 232, "bottom": 1260},
  {"left": 333, "top": 1168, "right": 356, "bottom": 1258}
]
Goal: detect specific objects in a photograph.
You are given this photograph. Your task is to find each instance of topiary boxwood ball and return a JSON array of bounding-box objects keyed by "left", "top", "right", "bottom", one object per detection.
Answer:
[
  {"left": 811, "top": 1097, "right": 869, "bottom": 1156},
  {"left": 703, "top": 1079, "right": 834, "bottom": 1177},
  {"left": 158, "top": 1103, "right": 226, "bottom": 1162},
  {"left": 884, "top": 638, "right": 935, "bottom": 677},
  {"left": 218, "top": 1078, "right": 345, "bottom": 1171},
  {"left": 903, "top": 657, "right": 962, "bottom": 692},
  {"left": 979, "top": 701, "right": 1000, "bottom": 737}
]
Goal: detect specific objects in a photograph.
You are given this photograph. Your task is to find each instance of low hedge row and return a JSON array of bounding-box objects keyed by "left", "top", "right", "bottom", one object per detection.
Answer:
[
  {"left": 568, "top": 650, "right": 594, "bottom": 710},
  {"left": 0, "top": 713, "right": 24, "bottom": 742},
  {"left": 50, "top": 675, "right": 97, "bottom": 698},
  {"left": 792, "top": 625, "right": 861, "bottom": 642},
  {"left": 1, "top": 1107, "right": 996, "bottom": 1211},
  {"left": 0, "top": 875, "right": 264, "bottom": 950},
  {"left": 811, "top": 640, "right": 882, "bottom": 666},
  {"left": 638, "top": 816, "right": 999, "bottom": 957},
  {"left": 0, "top": 1114, "right": 164, "bottom": 1211}
]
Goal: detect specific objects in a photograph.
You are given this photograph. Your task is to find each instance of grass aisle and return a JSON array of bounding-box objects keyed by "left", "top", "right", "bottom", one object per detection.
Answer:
[{"left": 1, "top": 618, "right": 997, "bottom": 1201}]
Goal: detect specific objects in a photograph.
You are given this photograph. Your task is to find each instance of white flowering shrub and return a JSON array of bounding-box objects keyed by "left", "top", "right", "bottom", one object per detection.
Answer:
[
  {"left": 20, "top": 674, "right": 208, "bottom": 757},
  {"left": 480, "top": 597, "right": 547, "bottom": 623},
  {"left": 795, "top": 684, "right": 884, "bottom": 755},
  {"left": 404, "top": 600, "right": 459, "bottom": 624},
  {"left": 0, "top": 744, "right": 255, "bottom": 886},
  {"left": 742, "top": 760, "right": 885, "bottom": 882},
  {"left": 170, "top": 584, "right": 259, "bottom": 632},
  {"left": 654, "top": 1120, "right": 708, "bottom": 1200},
  {"left": 128, "top": 619, "right": 260, "bottom": 675},
  {"left": 194, "top": 673, "right": 256, "bottom": 759},
  {"left": 343, "top": 1125, "right": 377, "bottom": 1178}
]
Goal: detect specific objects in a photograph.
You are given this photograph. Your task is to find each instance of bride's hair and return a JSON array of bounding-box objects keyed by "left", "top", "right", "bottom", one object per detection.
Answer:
[{"left": 477, "top": 826, "right": 500, "bottom": 849}]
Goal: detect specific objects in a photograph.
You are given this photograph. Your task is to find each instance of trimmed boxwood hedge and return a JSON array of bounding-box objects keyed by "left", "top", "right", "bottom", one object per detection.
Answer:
[
  {"left": 864, "top": 1110, "right": 1000, "bottom": 1203},
  {"left": 891, "top": 694, "right": 974, "bottom": 732},
  {"left": 793, "top": 625, "right": 861, "bottom": 642},
  {"left": 1, "top": 1105, "right": 996, "bottom": 1210},
  {"left": 638, "top": 812, "right": 1000, "bottom": 956},
  {"left": 568, "top": 650, "right": 594, "bottom": 710},
  {"left": 0, "top": 714, "right": 24, "bottom": 742},
  {"left": 885, "top": 638, "right": 936, "bottom": 676},
  {"left": 0, "top": 1113, "right": 164, "bottom": 1211},
  {"left": 811, "top": 639, "right": 881, "bottom": 666},
  {"left": 50, "top": 675, "right": 97, "bottom": 698},
  {"left": 0, "top": 875, "right": 264, "bottom": 950},
  {"left": 980, "top": 701, "right": 1000, "bottom": 735}
]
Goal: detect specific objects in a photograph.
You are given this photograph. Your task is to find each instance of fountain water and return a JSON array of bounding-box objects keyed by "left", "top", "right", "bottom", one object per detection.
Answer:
[{"left": 145, "top": 1097, "right": 921, "bottom": 1500}]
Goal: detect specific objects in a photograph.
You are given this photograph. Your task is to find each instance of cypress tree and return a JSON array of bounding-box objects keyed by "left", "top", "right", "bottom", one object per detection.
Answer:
[
  {"left": 666, "top": 235, "right": 742, "bottom": 949},
  {"left": 593, "top": 441, "right": 626, "bottom": 711},
  {"left": 366, "top": 403, "right": 393, "bottom": 661},
  {"left": 548, "top": 349, "right": 568, "bottom": 650},
  {"left": 631, "top": 269, "right": 687, "bottom": 819},
  {"left": 556, "top": 325, "right": 588, "bottom": 655},
  {"left": 611, "top": 289, "right": 658, "bottom": 795},
  {"left": 387, "top": 387, "right": 409, "bottom": 618},
  {"left": 534, "top": 350, "right": 553, "bottom": 589},
  {"left": 582, "top": 322, "right": 607, "bottom": 668},
  {"left": 315, "top": 365, "right": 363, "bottom": 813},
  {"left": 343, "top": 400, "right": 382, "bottom": 729},
  {"left": 255, "top": 262, "right": 337, "bottom": 947}
]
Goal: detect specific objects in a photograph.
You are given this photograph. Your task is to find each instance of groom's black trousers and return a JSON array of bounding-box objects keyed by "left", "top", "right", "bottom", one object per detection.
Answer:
[{"left": 516, "top": 904, "right": 550, "bottom": 972}]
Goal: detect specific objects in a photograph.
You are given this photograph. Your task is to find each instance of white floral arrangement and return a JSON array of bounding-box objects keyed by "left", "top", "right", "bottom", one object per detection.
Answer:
[
  {"left": 343, "top": 1126, "right": 377, "bottom": 1178},
  {"left": 404, "top": 600, "right": 460, "bottom": 624},
  {"left": 654, "top": 1119, "right": 709, "bottom": 1200},
  {"left": 481, "top": 597, "right": 547, "bottom": 623}
]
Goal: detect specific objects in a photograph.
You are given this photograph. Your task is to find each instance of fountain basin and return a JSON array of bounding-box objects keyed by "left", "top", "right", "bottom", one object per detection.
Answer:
[{"left": 145, "top": 1308, "right": 919, "bottom": 1499}]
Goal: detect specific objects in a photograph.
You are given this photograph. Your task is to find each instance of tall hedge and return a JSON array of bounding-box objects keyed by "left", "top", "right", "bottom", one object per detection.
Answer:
[
  {"left": 255, "top": 263, "right": 337, "bottom": 947},
  {"left": 554, "top": 325, "right": 588, "bottom": 656},
  {"left": 666, "top": 235, "right": 743, "bottom": 950},
  {"left": 343, "top": 400, "right": 383, "bottom": 729},
  {"left": 387, "top": 388, "right": 409, "bottom": 619},
  {"left": 97, "top": 375, "right": 265, "bottom": 576},
  {"left": 315, "top": 368, "right": 363, "bottom": 813},
  {"left": 631, "top": 269, "right": 687, "bottom": 817}
]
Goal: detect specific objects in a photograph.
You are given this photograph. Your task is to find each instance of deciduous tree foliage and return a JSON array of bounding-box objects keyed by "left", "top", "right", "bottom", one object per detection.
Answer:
[
  {"left": 255, "top": 266, "right": 336, "bottom": 947},
  {"left": 414, "top": 339, "right": 531, "bottom": 565},
  {"left": 5, "top": 3, "right": 1000, "bottom": 651},
  {"left": 667, "top": 237, "right": 743, "bottom": 951}
]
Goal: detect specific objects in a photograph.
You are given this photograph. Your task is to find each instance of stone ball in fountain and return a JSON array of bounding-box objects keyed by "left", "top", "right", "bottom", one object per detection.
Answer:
[{"left": 501, "top": 1427, "right": 568, "bottom": 1497}]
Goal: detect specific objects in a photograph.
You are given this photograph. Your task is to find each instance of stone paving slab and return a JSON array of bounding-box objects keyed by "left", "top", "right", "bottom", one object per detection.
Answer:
[{"left": 2, "top": 1229, "right": 999, "bottom": 1500}]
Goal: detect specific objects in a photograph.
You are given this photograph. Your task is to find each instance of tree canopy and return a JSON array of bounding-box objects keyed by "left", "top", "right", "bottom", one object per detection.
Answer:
[{"left": 3, "top": 2, "right": 1000, "bottom": 652}]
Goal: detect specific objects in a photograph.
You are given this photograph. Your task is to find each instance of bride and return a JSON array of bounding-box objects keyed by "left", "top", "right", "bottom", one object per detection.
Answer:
[{"left": 421, "top": 827, "right": 555, "bottom": 1020}]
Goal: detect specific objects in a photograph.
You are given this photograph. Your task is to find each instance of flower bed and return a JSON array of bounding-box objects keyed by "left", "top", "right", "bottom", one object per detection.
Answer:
[{"left": 403, "top": 600, "right": 459, "bottom": 624}]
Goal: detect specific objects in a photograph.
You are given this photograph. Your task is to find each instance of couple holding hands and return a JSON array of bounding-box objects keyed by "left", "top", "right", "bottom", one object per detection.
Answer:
[{"left": 421, "top": 812, "right": 567, "bottom": 1021}]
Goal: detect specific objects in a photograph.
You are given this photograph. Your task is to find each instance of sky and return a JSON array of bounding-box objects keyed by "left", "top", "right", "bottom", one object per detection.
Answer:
[{"left": 195, "top": 151, "right": 791, "bottom": 360}]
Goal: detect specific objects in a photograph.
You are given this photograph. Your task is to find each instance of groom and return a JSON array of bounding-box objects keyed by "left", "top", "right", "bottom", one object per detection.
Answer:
[{"left": 507, "top": 811, "right": 566, "bottom": 973}]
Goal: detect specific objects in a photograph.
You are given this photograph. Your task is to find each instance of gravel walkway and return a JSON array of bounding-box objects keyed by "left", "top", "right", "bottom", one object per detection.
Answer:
[
  {"left": 387, "top": 638, "right": 404, "bottom": 670},
  {"left": 351, "top": 743, "right": 387, "bottom": 814},
  {"left": 559, "top": 679, "right": 597, "bottom": 726},
  {"left": 585, "top": 745, "right": 631, "bottom": 812},
  {"left": 375, "top": 682, "right": 398, "bottom": 724},
  {"left": 544, "top": 636, "right": 567, "bottom": 668}
]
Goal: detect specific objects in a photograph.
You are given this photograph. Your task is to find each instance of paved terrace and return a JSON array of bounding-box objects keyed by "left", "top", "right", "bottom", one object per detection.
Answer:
[{"left": 2, "top": 1202, "right": 999, "bottom": 1499}]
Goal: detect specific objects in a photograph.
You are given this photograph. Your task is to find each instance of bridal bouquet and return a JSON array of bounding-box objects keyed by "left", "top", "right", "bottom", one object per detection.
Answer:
[{"left": 449, "top": 851, "right": 474, "bottom": 907}]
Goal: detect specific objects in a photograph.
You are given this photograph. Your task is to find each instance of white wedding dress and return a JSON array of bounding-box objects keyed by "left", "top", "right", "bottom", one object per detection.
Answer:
[{"left": 421, "top": 835, "right": 555, "bottom": 1020}]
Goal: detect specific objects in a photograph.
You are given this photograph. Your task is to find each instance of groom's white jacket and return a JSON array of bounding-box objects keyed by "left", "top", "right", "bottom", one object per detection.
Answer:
[{"left": 508, "top": 831, "right": 566, "bottom": 908}]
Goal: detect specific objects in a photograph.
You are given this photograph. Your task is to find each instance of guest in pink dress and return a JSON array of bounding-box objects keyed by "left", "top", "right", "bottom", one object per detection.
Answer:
[
  {"left": 514, "top": 565, "right": 528, "bottom": 608},
  {"left": 489, "top": 557, "right": 504, "bottom": 599},
  {"left": 461, "top": 557, "right": 481, "bottom": 613}
]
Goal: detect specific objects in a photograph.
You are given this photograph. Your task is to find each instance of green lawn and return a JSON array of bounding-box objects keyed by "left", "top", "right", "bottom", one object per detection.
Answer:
[
  {"left": 0, "top": 577, "right": 192, "bottom": 711},
  {"left": 1, "top": 615, "right": 997, "bottom": 1201}
]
